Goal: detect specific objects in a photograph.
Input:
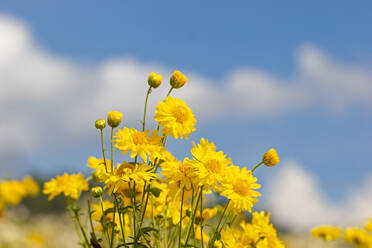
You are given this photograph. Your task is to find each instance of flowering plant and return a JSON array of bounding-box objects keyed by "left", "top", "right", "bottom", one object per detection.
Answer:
[{"left": 43, "top": 70, "right": 284, "bottom": 248}]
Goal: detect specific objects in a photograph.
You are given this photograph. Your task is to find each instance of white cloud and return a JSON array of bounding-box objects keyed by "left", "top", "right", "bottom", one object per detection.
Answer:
[
  {"left": 265, "top": 161, "right": 372, "bottom": 231},
  {"left": 0, "top": 14, "right": 371, "bottom": 167}
]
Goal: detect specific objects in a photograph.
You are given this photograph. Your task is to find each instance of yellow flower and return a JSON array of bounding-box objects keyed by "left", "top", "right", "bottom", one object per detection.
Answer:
[
  {"left": 219, "top": 166, "right": 261, "bottom": 213},
  {"left": 114, "top": 128, "right": 163, "bottom": 163},
  {"left": 154, "top": 96, "right": 196, "bottom": 139},
  {"left": 28, "top": 233, "right": 45, "bottom": 247},
  {"left": 43, "top": 173, "right": 89, "bottom": 200},
  {"left": 117, "top": 161, "right": 155, "bottom": 183},
  {"left": 262, "top": 148, "right": 280, "bottom": 167},
  {"left": 366, "top": 218, "right": 372, "bottom": 232},
  {"left": 148, "top": 72, "right": 162, "bottom": 88},
  {"left": 248, "top": 211, "right": 286, "bottom": 248},
  {"left": 87, "top": 156, "right": 114, "bottom": 182},
  {"left": 170, "top": 70, "right": 188, "bottom": 88},
  {"left": 344, "top": 228, "right": 372, "bottom": 246},
  {"left": 195, "top": 224, "right": 209, "bottom": 243},
  {"left": 161, "top": 158, "right": 196, "bottom": 192},
  {"left": 107, "top": 111, "right": 123, "bottom": 128},
  {"left": 188, "top": 138, "right": 231, "bottom": 189},
  {"left": 311, "top": 225, "right": 342, "bottom": 241},
  {"left": 0, "top": 180, "right": 28, "bottom": 205},
  {"left": 22, "top": 176, "right": 39, "bottom": 196},
  {"left": 196, "top": 207, "right": 218, "bottom": 221}
]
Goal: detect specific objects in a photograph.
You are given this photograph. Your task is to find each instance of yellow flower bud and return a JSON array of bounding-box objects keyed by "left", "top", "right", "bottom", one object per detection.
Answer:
[
  {"left": 107, "top": 111, "right": 123, "bottom": 128},
  {"left": 170, "top": 70, "right": 188, "bottom": 89},
  {"left": 95, "top": 119, "right": 106, "bottom": 130},
  {"left": 262, "top": 148, "right": 280, "bottom": 167},
  {"left": 148, "top": 72, "right": 162, "bottom": 88},
  {"left": 91, "top": 186, "right": 103, "bottom": 198}
]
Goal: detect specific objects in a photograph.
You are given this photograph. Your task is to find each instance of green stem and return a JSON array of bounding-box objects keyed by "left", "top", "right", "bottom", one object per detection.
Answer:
[
  {"left": 129, "top": 182, "right": 137, "bottom": 245},
  {"left": 88, "top": 200, "right": 97, "bottom": 241},
  {"left": 200, "top": 190, "right": 204, "bottom": 248},
  {"left": 142, "top": 86, "right": 152, "bottom": 131},
  {"left": 74, "top": 209, "right": 91, "bottom": 248},
  {"left": 184, "top": 187, "right": 203, "bottom": 247},
  {"left": 100, "top": 197, "right": 111, "bottom": 244},
  {"left": 251, "top": 161, "right": 263, "bottom": 173},
  {"left": 208, "top": 200, "right": 230, "bottom": 248},
  {"left": 179, "top": 187, "right": 185, "bottom": 248},
  {"left": 114, "top": 195, "right": 126, "bottom": 244},
  {"left": 167, "top": 87, "right": 174, "bottom": 97},
  {"left": 110, "top": 197, "right": 117, "bottom": 248},
  {"left": 110, "top": 127, "right": 114, "bottom": 173},
  {"left": 100, "top": 129, "right": 108, "bottom": 173}
]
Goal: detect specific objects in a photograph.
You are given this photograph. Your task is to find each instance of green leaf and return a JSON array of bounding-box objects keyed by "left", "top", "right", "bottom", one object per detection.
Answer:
[{"left": 149, "top": 186, "right": 162, "bottom": 197}]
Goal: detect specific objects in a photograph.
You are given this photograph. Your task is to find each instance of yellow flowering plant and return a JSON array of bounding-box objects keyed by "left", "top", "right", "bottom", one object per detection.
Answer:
[{"left": 42, "top": 70, "right": 284, "bottom": 248}]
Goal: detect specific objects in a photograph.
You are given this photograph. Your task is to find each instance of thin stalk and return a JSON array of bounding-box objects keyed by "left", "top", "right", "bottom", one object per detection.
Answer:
[
  {"left": 251, "top": 161, "right": 263, "bottom": 173},
  {"left": 142, "top": 86, "right": 152, "bottom": 131},
  {"left": 114, "top": 195, "right": 126, "bottom": 244},
  {"left": 184, "top": 187, "right": 203, "bottom": 247},
  {"left": 138, "top": 163, "right": 161, "bottom": 231},
  {"left": 74, "top": 210, "right": 91, "bottom": 248},
  {"left": 179, "top": 187, "right": 185, "bottom": 248},
  {"left": 128, "top": 182, "right": 137, "bottom": 245},
  {"left": 100, "top": 129, "right": 108, "bottom": 173},
  {"left": 200, "top": 191, "right": 204, "bottom": 248},
  {"left": 100, "top": 197, "right": 111, "bottom": 244},
  {"left": 167, "top": 87, "right": 174, "bottom": 97},
  {"left": 109, "top": 198, "right": 117, "bottom": 248},
  {"left": 88, "top": 200, "right": 97, "bottom": 241},
  {"left": 110, "top": 127, "right": 114, "bottom": 173},
  {"left": 208, "top": 200, "right": 230, "bottom": 248}
]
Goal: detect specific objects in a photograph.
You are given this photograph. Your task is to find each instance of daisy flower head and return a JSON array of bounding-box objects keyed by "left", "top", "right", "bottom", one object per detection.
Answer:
[
  {"left": 162, "top": 158, "right": 197, "bottom": 191},
  {"left": 117, "top": 161, "right": 155, "bottom": 183},
  {"left": 114, "top": 128, "right": 163, "bottom": 163},
  {"left": 311, "top": 225, "right": 342, "bottom": 241},
  {"left": 189, "top": 138, "right": 232, "bottom": 190},
  {"left": 43, "top": 173, "right": 89, "bottom": 201},
  {"left": 154, "top": 96, "right": 196, "bottom": 139},
  {"left": 219, "top": 165, "right": 261, "bottom": 213}
]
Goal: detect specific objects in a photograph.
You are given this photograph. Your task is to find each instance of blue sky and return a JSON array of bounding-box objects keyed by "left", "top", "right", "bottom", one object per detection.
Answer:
[{"left": 0, "top": 1, "right": 371, "bottom": 228}]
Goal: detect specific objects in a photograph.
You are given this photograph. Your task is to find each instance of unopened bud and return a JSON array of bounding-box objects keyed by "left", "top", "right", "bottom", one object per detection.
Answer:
[
  {"left": 170, "top": 70, "right": 188, "bottom": 89},
  {"left": 148, "top": 72, "right": 162, "bottom": 88},
  {"left": 95, "top": 119, "right": 106, "bottom": 130},
  {"left": 262, "top": 148, "right": 280, "bottom": 167},
  {"left": 91, "top": 186, "right": 103, "bottom": 198},
  {"left": 107, "top": 111, "right": 123, "bottom": 128}
]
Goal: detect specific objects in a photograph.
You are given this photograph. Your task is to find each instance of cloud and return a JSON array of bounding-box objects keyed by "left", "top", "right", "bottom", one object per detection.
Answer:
[
  {"left": 265, "top": 161, "right": 372, "bottom": 231},
  {"left": 0, "top": 13, "right": 371, "bottom": 172}
]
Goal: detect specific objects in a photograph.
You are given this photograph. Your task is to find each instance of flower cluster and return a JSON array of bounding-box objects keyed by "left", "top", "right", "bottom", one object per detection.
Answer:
[
  {"left": 312, "top": 217, "right": 372, "bottom": 247},
  {"left": 0, "top": 176, "right": 39, "bottom": 216},
  {"left": 43, "top": 70, "right": 283, "bottom": 248}
]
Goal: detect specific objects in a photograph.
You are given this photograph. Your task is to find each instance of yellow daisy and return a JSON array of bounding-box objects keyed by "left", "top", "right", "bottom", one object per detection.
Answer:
[
  {"left": 219, "top": 165, "right": 260, "bottom": 213},
  {"left": 114, "top": 128, "right": 163, "bottom": 163},
  {"left": 154, "top": 96, "right": 196, "bottom": 139},
  {"left": 311, "top": 225, "right": 342, "bottom": 241},
  {"left": 43, "top": 173, "right": 89, "bottom": 200},
  {"left": 188, "top": 138, "right": 232, "bottom": 190}
]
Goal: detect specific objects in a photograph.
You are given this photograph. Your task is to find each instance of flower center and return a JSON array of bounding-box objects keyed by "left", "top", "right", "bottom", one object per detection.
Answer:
[
  {"left": 205, "top": 159, "right": 222, "bottom": 173},
  {"left": 172, "top": 106, "right": 188, "bottom": 123},
  {"left": 132, "top": 132, "right": 147, "bottom": 145},
  {"left": 233, "top": 179, "right": 250, "bottom": 196}
]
